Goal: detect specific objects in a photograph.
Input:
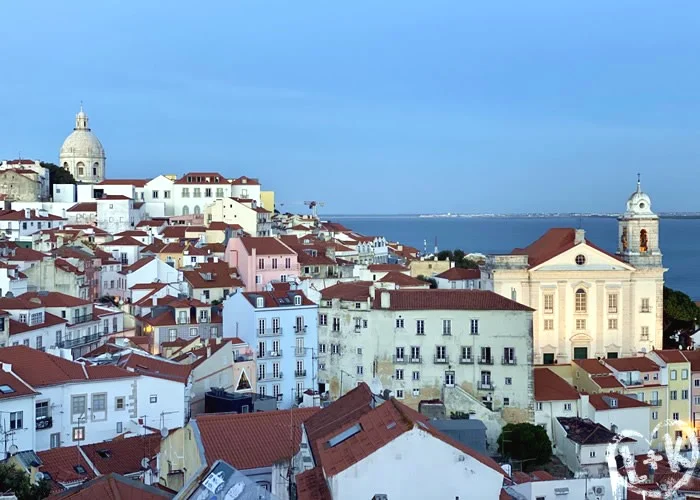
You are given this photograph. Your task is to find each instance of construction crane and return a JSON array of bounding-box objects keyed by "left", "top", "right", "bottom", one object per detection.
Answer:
[{"left": 304, "top": 201, "right": 325, "bottom": 219}]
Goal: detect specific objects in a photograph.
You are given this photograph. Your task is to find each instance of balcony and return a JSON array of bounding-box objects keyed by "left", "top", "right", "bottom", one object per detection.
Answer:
[
  {"left": 478, "top": 381, "right": 495, "bottom": 391},
  {"left": 478, "top": 357, "right": 494, "bottom": 365},
  {"left": 501, "top": 356, "right": 517, "bottom": 365},
  {"left": 36, "top": 416, "right": 53, "bottom": 430},
  {"left": 257, "top": 328, "right": 283, "bottom": 337},
  {"left": 259, "top": 372, "right": 283, "bottom": 382},
  {"left": 295, "top": 370, "right": 307, "bottom": 378},
  {"left": 69, "top": 313, "right": 93, "bottom": 325},
  {"left": 258, "top": 350, "right": 282, "bottom": 359},
  {"left": 294, "top": 325, "right": 307, "bottom": 334},
  {"left": 434, "top": 355, "right": 449, "bottom": 364},
  {"left": 409, "top": 356, "right": 423, "bottom": 364},
  {"left": 295, "top": 348, "right": 307, "bottom": 357},
  {"left": 459, "top": 357, "right": 474, "bottom": 365},
  {"left": 56, "top": 333, "right": 101, "bottom": 349},
  {"left": 649, "top": 399, "right": 662, "bottom": 406},
  {"left": 393, "top": 355, "right": 407, "bottom": 364}
]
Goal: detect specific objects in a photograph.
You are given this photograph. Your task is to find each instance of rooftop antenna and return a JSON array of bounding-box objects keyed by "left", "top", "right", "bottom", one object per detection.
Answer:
[{"left": 637, "top": 172, "right": 641, "bottom": 192}]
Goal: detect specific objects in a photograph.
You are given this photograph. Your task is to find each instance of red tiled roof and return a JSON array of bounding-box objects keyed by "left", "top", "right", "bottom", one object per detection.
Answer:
[
  {"left": 605, "top": 357, "right": 660, "bottom": 372},
  {"left": 573, "top": 359, "right": 612, "bottom": 375},
  {"left": 129, "top": 282, "right": 167, "bottom": 291},
  {"left": 243, "top": 290, "right": 315, "bottom": 308},
  {"left": 67, "top": 202, "right": 98, "bottom": 213},
  {"left": 0, "top": 346, "right": 92, "bottom": 386},
  {"left": 239, "top": 236, "right": 295, "bottom": 256},
  {"left": 97, "top": 179, "right": 149, "bottom": 187},
  {"left": 231, "top": 175, "right": 260, "bottom": 185},
  {"left": 141, "top": 240, "right": 166, "bottom": 254},
  {"left": 195, "top": 407, "right": 319, "bottom": 470},
  {"left": 84, "top": 364, "right": 136, "bottom": 381},
  {"left": 0, "top": 245, "right": 47, "bottom": 261},
  {"left": 37, "top": 446, "right": 96, "bottom": 487},
  {"left": 136, "top": 219, "right": 165, "bottom": 228},
  {"left": 593, "top": 375, "right": 624, "bottom": 389},
  {"left": 0, "top": 209, "right": 65, "bottom": 221},
  {"left": 534, "top": 368, "right": 579, "bottom": 402},
  {"left": 0, "top": 369, "right": 38, "bottom": 400},
  {"left": 115, "top": 230, "right": 148, "bottom": 237},
  {"left": 102, "top": 236, "right": 144, "bottom": 247},
  {"left": 435, "top": 267, "right": 481, "bottom": 280},
  {"left": 174, "top": 172, "right": 229, "bottom": 184},
  {"left": 117, "top": 353, "right": 191, "bottom": 383},
  {"left": 81, "top": 434, "right": 161, "bottom": 476},
  {"left": 653, "top": 349, "right": 689, "bottom": 363},
  {"left": 588, "top": 392, "right": 649, "bottom": 411},
  {"left": 296, "top": 467, "right": 332, "bottom": 500},
  {"left": 5, "top": 159, "right": 36, "bottom": 165},
  {"left": 321, "top": 281, "right": 373, "bottom": 301},
  {"left": 21, "top": 291, "right": 91, "bottom": 307},
  {"left": 0, "top": 295, "right": 44, "bottom": 310},
  {"left": 682, "top": 350, "right": 700, "bottom": 371},
  {"left": 54, "top": 473, "right": 173, "bottom": 499},
  {"left": 10, "top": 312, "right": 67, "bottom": 335},
  {"left": 372, "top": 289, "right": 533, "bottom": 311},
  {"left": 183, "top": 262, "right": 244, "bottom": 290},
  {"left": 96, "top": 194, "right": 131, "bottom": 201},
  {"left": 377, "top": 271, "right": 428, "bottom": 287},
  {"left": 367, "top": 264, "right": 408, "bottom": 272},
  {"left": 120, "top": 257, "right": 154, "bottom": 273}
]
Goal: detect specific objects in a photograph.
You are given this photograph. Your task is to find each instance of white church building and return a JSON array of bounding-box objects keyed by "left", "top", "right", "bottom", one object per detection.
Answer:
[
  {"left": 485, "top": 178, "right": 665, "bottom": 364},
  {"left": 59, "top": 105, "right": 106, "bottom": 183}
]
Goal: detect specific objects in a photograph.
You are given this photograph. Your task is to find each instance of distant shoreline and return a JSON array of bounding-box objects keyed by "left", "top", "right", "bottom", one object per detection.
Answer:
[{"left": 324, "top": 213, "right": 700, "bottom": 220}]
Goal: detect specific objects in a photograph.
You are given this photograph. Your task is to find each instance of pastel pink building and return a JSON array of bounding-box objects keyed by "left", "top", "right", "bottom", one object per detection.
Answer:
[{"left": 225, "top": 236, "right": 299, "bottom": 291}]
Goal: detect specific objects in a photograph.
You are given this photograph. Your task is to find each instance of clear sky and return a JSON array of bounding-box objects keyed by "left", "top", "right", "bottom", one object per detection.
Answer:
[{"left": 1, "top": 1, "right": 698, "bottom": 215}]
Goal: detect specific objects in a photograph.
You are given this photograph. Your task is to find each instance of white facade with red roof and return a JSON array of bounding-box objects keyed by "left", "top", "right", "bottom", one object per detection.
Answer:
[
  {"left": 486, "top": 181, "right": 664, "bottom": 364},
  {"left": 204, "top": 197, "right": 271, "bottom": 237},
  {"left": 0, "top": 362, "right": 39, "bottom": 453},
  {"left": 0, "top": 208, "right": 66, "bottom": 243}
]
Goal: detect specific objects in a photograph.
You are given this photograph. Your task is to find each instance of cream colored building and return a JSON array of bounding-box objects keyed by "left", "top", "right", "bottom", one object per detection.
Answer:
[
  {"left": 408, "top": 257, "right": 453, "bottom": 278},
  {"left": 317, "top": 283, "right": 534, "bottom": 444},
  {"left": 204, "top": 197, "right": 272, "bottom": 236},
  {"left": 260, "top": 190, "right": 275, "bottom": 211},
  {"left": 485, "top": 180, "right": 664, "bottom": 364},
  {"left": 59, "top": 106, "right": 106, "bottom": 183}
]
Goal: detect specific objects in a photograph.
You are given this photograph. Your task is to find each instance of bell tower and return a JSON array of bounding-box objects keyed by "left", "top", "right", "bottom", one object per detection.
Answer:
[{"left": 616, "top": 174, "right": 662, "bottom": 268}]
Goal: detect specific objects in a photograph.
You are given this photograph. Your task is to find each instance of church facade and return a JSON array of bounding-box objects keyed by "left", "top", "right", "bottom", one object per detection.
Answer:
[
  {"left": 485, "top": 179, "right": 665, "bottom": 363},
  {"left": 59, "top": 106, "right": 106, "bottom": 183}
]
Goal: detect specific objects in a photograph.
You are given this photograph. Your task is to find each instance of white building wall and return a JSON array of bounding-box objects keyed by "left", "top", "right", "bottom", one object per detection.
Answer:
[
  {"left": 535, "top": 399, "right": 579, "bottom": 440},
  {"left": 0, "top": 394, "right": 36, "bottom": 453},
  {"left": 328, "top": 427, "right": 504, "bottom": 500}
]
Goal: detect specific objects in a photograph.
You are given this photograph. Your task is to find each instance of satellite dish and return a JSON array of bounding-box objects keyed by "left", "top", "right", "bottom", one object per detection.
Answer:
[
  {"left": 141, "top": 457, "right": 150, "bottom": 470},
  {"left": 8, "top": 444, "right": 18, "bottom": 456},
  {"left": 160, "top": 427, "right": 169, "bottom": 439},
  {"left": 35, "top": 472, "right": 44, "bottom": 481}
]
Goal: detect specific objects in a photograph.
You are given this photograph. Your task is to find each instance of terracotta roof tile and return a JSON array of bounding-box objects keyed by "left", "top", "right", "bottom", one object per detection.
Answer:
[
  {"left": 102, "top": 236, "right": 145, "bottom": 247},
  {"left": 97, "top": 179, "right": 149, "bottom": 187},
  {"left": 81, "top": 434, "right": 161, "bottom": 476},
  {"left": 573, "top": 359, "right": 612, "bottom": 375},
  {"left": 231, "top": 175, "right": 259, "bottom": 185},
  {"left": 321, "top": 281, "right": 373, "bottom": 301},
  {"left": 21, "top": 291, "right": 91, "bottom": 307},
  {"left": 435, "top": 267, "right": 481, "bottom": 280},
  {"left": 239, "top": 236, "right": 295, "bottom": 256},
  {"left": 183, "top": 262, "right": 244, "bottom": 290},
  {"left": 173, "top": 172, "right": 229, "bottom": 184},
  {"left": 242, "top": 290, "right": 314, "bottom": 308},
  {"left": 117, "top": 352, "right": 192, "bottom": 383},
  {"left": 195, "top": 407, "right": 319, "bottom": 470},
  {"left": 605, "top": 357, "right": 660, "bottom": 372},
  {"left": 557, "top": 417, "right": 628, "bottom": 445},
  {"left": 296, "top": 467, "right": 331, "bottom": 500},
  {"left": 593, "top": 375, "right": 624, "bottom": 389},
  {"left": 54, "top": 473, "right": 173, "bottom": 499},
  {"left": 67, "top": 202, "right": 97, "bottom": 213},
  {"left": 653, "top": 349, "right": 689, "bottom": 363},
  {"left": 120, "top": 257, "right": 154, "bottom": 273},
  {"left": 588, "top": 392, "right": 649, "bottom": 411},
  {"left": 367, "top": 264, "right": 408, "bottom": 272},
  {"left": 0, "top": 209, "right": 64, "bottom": 221},
  {"left": 37, "top": 446, "right": 96, "bottom": 487},
  {"left": 682, "top": 350, "right": 700, "bottom": 371},
  {"left": 0, "top": 369, "right": 38, "bottom": 400},
  {"left": 115, "top": 230, "right": 149, "bottom": 237},
  {"left": 534, "top": 368, "right": 579, "bottom": 401},
  {"left": 372, "top": 289, "right": 533, "bottom": 311},
  {"left": 377, "top": 271, "right": 429, "bottom": 287},
  {"left": 10, "top": 312, "right": 67, "bottom": 335}
]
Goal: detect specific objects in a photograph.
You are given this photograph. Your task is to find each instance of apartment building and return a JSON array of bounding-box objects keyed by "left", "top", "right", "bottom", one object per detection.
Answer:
[
  {"left": 225, "top": 236, "right": 299, "bottom": 291},
  {"left": 317, "top": 284, "right": 534, "bottom": 423}
]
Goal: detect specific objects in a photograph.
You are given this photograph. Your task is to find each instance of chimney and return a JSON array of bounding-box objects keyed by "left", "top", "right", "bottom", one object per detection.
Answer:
[
  {"left": 380, "top": 291, "right": 391, "bottom": 309},
  {"left": 574, "top": 229, "right": 585, "bottom": 245},
  {"left": 152, "top": 295, "right": 157, "bottom": 307},
  {"left": 24, "top": 208, "right": 30, "bottom": 219}
]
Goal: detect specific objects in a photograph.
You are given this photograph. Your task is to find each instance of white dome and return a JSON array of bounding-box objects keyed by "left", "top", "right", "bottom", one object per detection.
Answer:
[
  {"left": 60, "top": 129, "right": 105, "bottom": 158},
  {"left": 624, "top": 176, "right": 654, "bottom": 217}
]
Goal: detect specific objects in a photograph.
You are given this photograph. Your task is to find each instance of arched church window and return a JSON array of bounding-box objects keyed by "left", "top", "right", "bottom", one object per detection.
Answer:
[
  {"left": 621, "top": 228, "right": 628, "bottom": 251},
  {"left": 575, "top": 288, "right": 587, "bottom": 313},
  {"left": 182, "top": 205, "right": 189, "bottom": 216},
  {"left": 194, "top": 205, "right": 201, "bottom": 215},
  {"left": 640, "top": 229, "right": 648, "bottom": 253}
]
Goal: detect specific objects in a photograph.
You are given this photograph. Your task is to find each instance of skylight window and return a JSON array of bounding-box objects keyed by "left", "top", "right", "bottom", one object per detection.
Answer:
[
  {"left": 327, "top": 423, "right": 363, "bottom": 448},
  {"left": 0, "top": 385, "right": 15, "bottom": 394},
  {"left": 73, "top": 465, "right": 86, "bottom": 474}
]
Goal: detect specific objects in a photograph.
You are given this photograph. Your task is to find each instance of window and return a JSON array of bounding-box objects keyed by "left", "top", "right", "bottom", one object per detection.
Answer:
[
  {"left": 673, "top": 412, "right": 680, "bottom": 421},
  {"left": 576, "top": 319, "right": 586, "bottom": 330},
  {"left": 652, "top": 411, "right": 658, "bottom": 420},
  {"left": 412, "top": 388, "right": 420, "bottom": 397},
  {"left": 50, "top": 433, "right": 60, "bottom": 449},
  {"left": 412, "top": 371, "right": 420, "bottom": 381},
  {"left": 116, "top": 422, "right": 123, "bottom": 434},
  {"left": 357, "top": 365, "right": 363, "bottom": 375},
  {"left": 395, "top": 369, "right": 404, "bottom": 380},
  {"left": 72, "top": 395, "right": 86, "bottom": 420},
  {"left": 395, "top": 347, "right": 405, "bottom": 361},
  {"left": 536, "top": 402, "right": 543, "bottom": 411},
  {"left": 575, "top": 288, "right": 587, "bottom": 312},
  {"left": 608, "top": 318, "right": 618, "bottom": 330},
  {"left": 190, "top": 327, "right": 198, "bottom": 337},
  {"left": 331, "top": 344, "right": 340, "bottom": 355},
  {"left": 258, "top": 258, "right": 265, "bottom": 270},
  {"left": 641, "top": 298, "right": 650, "bottom": 313},
  {"left": 543, "top": 294, "right": 554, "bottom": 313},
  {"left": 150, "top": 395, "right": 158, "bottom": 404},
  {"left": 470, "top": 319, "right": 479, "bottom": 335},
  {"left": 205, "top": 188, "right": 212, "bottom": 197},
  {"left": 294, "top": 295, "right": 302, "bottom": 306},
  {"left": 505, "top": 377, "right": 512, "bottom": 385},
  {"left": 36, "top": 401, "right": 49, "bottom": 419},
  {"left": 411, "top": 346, "right": 421, "bottom": 361},
  {"left": 575, "top": 254, "right": 586, "bottom": 265},
  {"left": 416, "top": 320, "right": 425, "bottom": 335},
  {"left": 671, "top": 370, "right": 677, "bottom": 380},
  {"left": 395, "top": 389, "right": 404, "bottom": 399},
  {"left": 461, "top": 346, "right": 472, "bottom": 361},
  {"left": 164, "top": 190, "right": 171, "bottom": 199},
  {"left": 682, "top": 369, "right": 689, "bottom": 380},
  {"left": 271, "top": 258, "right": 278, "bottom": 269},
  {"left": 356, "top": 347, "right": 362, "bottom": 355},
  {"left": 503, "top": 398, "right": 510, "bottom": 406},
  {"left": 671, "top": 390, "right": 677, "bottom": 400},
  {"left": 544, "top": 319, "right": 554, "bottom": 330},
  {"left": 436, "top": 345, "right": 446, "bottom": 361},
  {"left": 72, "top": 427, "right": 85, "bottom": 441},
  {"left": 318, "top": 343, "right": 326, "bottom": 354},
  {"left": 36, "top": 336, "right": 43, "bottom": 349},
  {"left": 608, "top": 293, "right": 618, "bottom": 313},
  {"left": 10, "top": 411, "right": 22, "bottom": 430},
  {"left": 152, "top": 190, "right": 159, "bottom": 199},
  {"left": 445, "top": 371, "right": 455, "bottom": 387},
  {"left": 332, "top": 317, "right": 340, "bottom": 332},
  {"left": 682, "top": 390, "right": 689, "bottom": 400},
  {"left": 589, "top": 450, "right": 596, "bottom": 458},
  {"left": 695, "top": 379, "right": 700, "bottom": 388},
  {"left": 503, "top": 347, "right": 515, "bottom": 364},
  {"left": 255, "top": 275, "right": 261, "bottom": 284},
  {"left": 442, "top": 319, "right": 451, "bottom": 335},
  {"left": 92, "top": 393, "right": 106, "bottom": 412},
  {"left": 480, "top": 346, "right": 492, "bottom": 363},
  {"left": 564, "top": 403, "right": 572, "bottom": 411},
  {"left": 319, "top": 314, "right": 327, "bottom": 326},
  {"left": 641, "top": 326, "right": 649, "bottom": 340},
  {"left": 115, "top": 397, "right": 125, "bottom": 410},
  {"left": 395, "top": 318, "right": 404, "bottom": 329}
]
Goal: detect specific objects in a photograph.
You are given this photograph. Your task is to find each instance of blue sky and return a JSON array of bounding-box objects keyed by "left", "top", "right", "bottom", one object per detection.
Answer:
[{"left": 1, "top": 1, "right": 699, "bottom": 214}]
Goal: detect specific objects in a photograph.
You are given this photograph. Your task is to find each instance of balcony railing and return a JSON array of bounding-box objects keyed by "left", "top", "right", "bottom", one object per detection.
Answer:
[
  {"left": 258, "top": 350, "right": 282, "bottom": 359},
  {"left": 459, "top": 357, "right": 474, "bottom": 365},
  {"left": 257, "top": 328, "right": 283, "bottom": 337},
  {"left": 294, "top": 325, "right": 307, "bottom": 334},
  {"left": 36, "top": 416, "right": 53, "bottom": 430},
  {"left": 56, "top": 333, "right": 101, "bottom": 349},
  {"left": 295, "top": 348, "right": 307, "bottom": 357},
  {"left": 434, "top": 355, "right": 449, "bottom": 364},
  {"left": 501, "top": 356, "right": 517, "bottom": 365},
  {"left": 478, "top": 357, "right": 494, "bottom": 365},
  {"left": 69, "top": 313, "right": 94, "bottom": 325},
  {"left": 259, "top": 372, "right": 284, "bottom": 381},
  {"left": 649, "top": 399, "right": 662, "bottom": 406},
  {"left": 478, "top": 381, "right": 495, "bottom": 391},
  {"left": 295, "top": 370, "right": 307, "bottom": 377},
  {"left": 393, "top": 355, "right": 407, "bottom": 364},
  {"left": 409, "top": 356, "right": 423, "bottom": 364}
]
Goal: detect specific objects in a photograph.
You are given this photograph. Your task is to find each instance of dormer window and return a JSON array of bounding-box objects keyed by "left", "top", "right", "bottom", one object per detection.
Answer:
[
  {"left": 294, "top": 295, "right": 302, "bottom": 306},
  {"left": 256, "top": 297, "right": 264, "bottom": 308}
]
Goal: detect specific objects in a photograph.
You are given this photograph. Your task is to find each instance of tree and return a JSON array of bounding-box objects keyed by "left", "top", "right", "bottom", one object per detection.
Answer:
[
  {"left": 497, "top": 423, "right": 552, "bottom": 468},
  {"left": 663, "top": 286, "right": 700, "bottom": 349},
  {"left": 40, "top": 161, "right": 77, "bottom": 193},
  {"left": 436, "top": 250, "right": 452, "bottom": 261},
  {"left": 416, "top": 275, "right": 437, "bottom": 289},
  {"left": 0, "top": 463, "right": 50, "bottom": 499}
]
